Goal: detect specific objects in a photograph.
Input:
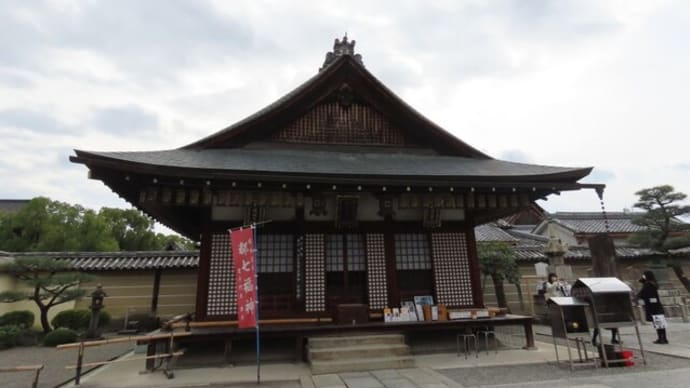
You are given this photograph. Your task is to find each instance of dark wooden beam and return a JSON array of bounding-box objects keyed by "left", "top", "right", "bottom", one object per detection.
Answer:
[{"left": 151, "top": 269, "right": 162, "bottom": 316}]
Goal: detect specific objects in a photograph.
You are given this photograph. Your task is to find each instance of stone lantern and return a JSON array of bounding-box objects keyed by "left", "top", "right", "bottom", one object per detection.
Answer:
[
  {"left": 86, "top": 284, "right": 107, "bottom": 339},
  {"left": 544, "top": 221, "right": 573, "bottom": 282}
]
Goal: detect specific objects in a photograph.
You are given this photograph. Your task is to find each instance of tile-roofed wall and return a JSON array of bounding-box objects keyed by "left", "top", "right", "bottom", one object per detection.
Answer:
[
  {"left": 475, "top": 222, "right": 660, "bottom": 262},
  {"left": 474, "top": 224, "right": 519, "bottom": 243},
  {"left": 1, "top": 251, "right": 199, "bottom": 271},
  {"left": 549, "top": 211, "right": 646, "bottom": 234},
  {"left": 0, "top": 199, "right": 30, "bottom": 213},
  {"left": 0, "top": 240, "right": 672, "bottom": 273}
]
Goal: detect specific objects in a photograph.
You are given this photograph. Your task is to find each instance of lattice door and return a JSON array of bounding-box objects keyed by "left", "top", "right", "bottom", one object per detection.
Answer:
[
  {"left": 206, "top": 233, "right": 236, "bottom": 316},
  {"left": 305, "top": 234, "right": 326, "bottom": 312},
  {"left": 366, "top": 233, "right": 388, "bottom": 309},
  {"left": 431, "top": 232, "right": 474, "bottom": 306}
]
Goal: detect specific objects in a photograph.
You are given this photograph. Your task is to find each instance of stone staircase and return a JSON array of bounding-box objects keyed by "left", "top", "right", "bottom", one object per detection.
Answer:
[{"left": 307, "top": 333, "right": 414, "bottom": 374}]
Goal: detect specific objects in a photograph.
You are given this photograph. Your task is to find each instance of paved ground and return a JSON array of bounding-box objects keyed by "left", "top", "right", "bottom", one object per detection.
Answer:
[
  {"left": 53, "top": 319, "right": 690, "bottom": 388},
  {"left": 0, "top": 334, "right": 133, "bottom": 388},
  {"left": 438, "top": 350, "right": 686, "bottom": 387}
]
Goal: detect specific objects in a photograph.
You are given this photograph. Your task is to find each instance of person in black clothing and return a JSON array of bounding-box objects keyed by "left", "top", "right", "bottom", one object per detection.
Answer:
[{"left": 637, "top": 270, "right": 669, "bottom": 344}]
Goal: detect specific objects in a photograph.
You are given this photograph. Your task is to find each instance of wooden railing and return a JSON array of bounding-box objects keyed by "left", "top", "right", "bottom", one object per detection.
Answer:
[
  {"left": 0, "top": 365, "right": 43, "bottom": 388},
  {"left": 57, "top": 332, "right": 191, "bottom": 385},
  {"left": 161, "top": 312, "right": 194, "bottom": 331}
]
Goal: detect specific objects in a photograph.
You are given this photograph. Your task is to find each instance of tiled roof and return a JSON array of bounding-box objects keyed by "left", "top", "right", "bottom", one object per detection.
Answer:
[
  {"left": 474, "top": 224, "right": 519, "bottom": 243},
  {"left": 76, "top": 148, "right": 591, "bottom": 181},
  {"left": 476, "top": 222, "right": 660, "bottom": 261},
  {"left": 0, "top": 199, "right": 30, "bottom": 213},
  {"left": 671, "top": 246, "right": 690, "bottom": 256},
  {"left": 505, "top": 228, "right": 549, "bottom": 244},
  {"left": 541, "top": 212, "right": 647, "bottom": 234},
  {"left": 1, "top": 251, "right": 199, "bottom": 271},
  {"left": 508, "top": 245, "right": 657, "bottom": 262}
]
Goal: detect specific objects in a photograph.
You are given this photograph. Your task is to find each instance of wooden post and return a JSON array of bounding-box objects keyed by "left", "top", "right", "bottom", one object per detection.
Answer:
[
  {"left": 163, "top": 332, "right": 175, "bottom": 378},
  {"left": 145, "top": 338, "right": 156, "bottom": 371},
  {"left": 151, "top": 269, "right": 162, "bottom": 316},
  {"left": 523, "top": 320, "right": 536, "bottom": 350},
  {"left": 32, "top": 366, "right": 42, "bottom": 388},
  {"left": 588, "top": 234, "right": 618, "bottom": 277},
  {"left": 75, "top": 341, "right": 85, "bottom": 385}
]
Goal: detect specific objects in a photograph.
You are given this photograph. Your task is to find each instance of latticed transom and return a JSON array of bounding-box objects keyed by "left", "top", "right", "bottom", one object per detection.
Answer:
[
  {"left": 256, "top": 234, "right": 293, "bottom": 273},
  {"left": 325, "top": 234, "right": 344, "bottom": 272},
  {"left": 325, "top": 234, "right": 367, "bottom": 272},
  {"left": 395, "top": 233, "right": 432, "bottom": 270},
  {"left": 271, "top": 102, "right": 408, "bottom": 146},
  {"left": 346, "top": 234, "right": 366, "bottom": 271}
]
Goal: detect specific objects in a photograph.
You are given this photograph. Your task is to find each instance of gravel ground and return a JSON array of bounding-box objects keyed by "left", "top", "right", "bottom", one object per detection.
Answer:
[
  {"left": 0, "top": 335, "right": 134, "bottom": 388},
  {"left": 439, "top": 350, "right": 689, "bottom": 387}
]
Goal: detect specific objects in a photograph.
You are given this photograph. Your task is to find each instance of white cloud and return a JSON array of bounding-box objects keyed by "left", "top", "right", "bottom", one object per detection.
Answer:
[{"left": 0, "top": 0, "right": 688, "bottom": 220}]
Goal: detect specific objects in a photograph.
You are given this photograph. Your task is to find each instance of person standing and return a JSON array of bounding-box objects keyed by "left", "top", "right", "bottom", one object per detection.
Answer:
[
  {"left": 637, "top": 270, "right": 669, "bottom": 344},
  {"left": 544, "top": 273, "right": 565, "bottom": 300}
]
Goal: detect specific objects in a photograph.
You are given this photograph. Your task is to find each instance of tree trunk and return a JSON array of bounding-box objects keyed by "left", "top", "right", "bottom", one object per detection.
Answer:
[
  {"left": 32, "top": 284, "right": 52, "bottom": 333},
  {"left": 39, "top": 306, "right": 51, "bottom": 334},
  {"left": 670, "top": 263, "right": 690, "bottom": 293},
  {"left": 514, "top": 282, "right": 525, "bottom": 311},
  {"left": 492, "top": 275, "right": 508, "bottom": 308}
]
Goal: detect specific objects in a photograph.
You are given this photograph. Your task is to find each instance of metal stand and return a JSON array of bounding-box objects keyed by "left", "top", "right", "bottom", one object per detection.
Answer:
[
  {"left": 456, "top": 334, "right": 478, "bottom": 359},
  {"left": 550, "top": 305, "right": 598, "bottom": 370}
]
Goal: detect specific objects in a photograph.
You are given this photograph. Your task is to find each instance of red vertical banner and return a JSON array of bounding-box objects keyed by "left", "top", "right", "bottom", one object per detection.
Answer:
[{"left": 231, "top": 228, "right": 257, "bottom": 329}]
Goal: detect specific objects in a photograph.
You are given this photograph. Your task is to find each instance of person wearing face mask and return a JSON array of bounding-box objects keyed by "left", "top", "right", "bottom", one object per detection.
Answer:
[{"left": 637, "top": 270, "right": 669, "bottom": 344}]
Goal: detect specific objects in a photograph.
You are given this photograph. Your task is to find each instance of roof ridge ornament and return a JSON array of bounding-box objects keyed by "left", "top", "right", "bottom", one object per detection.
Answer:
[{"left": 320, "top": 35, "right": 364, "bottom": 71}]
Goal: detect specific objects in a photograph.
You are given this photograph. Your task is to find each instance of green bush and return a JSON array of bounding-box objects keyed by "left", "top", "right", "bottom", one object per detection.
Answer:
[
  {"left": 51, "top": 310, "right": 84, "bottom": 331},
  {"left": 51, "top": 309, "right": 111, "bottom": 331},
  {"left": 98, "top": 310, "right": 111, "bottom": 328},
  {"left": 43, "top": 328, "right": 78, "bottom": 347},
  {"left": 0, "top": 310, "right": 35, "bottom": 328},
  {"left": 0, "top": 325, "right": 23, "bottom": 348}
]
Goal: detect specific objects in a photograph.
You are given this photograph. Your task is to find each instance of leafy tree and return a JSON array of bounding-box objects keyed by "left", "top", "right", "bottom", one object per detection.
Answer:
[
  {"left": 0, "top": 197, "right": 193, "bottom": 252},
  {"left": 478, "top": 241, "right": 522, "bottom": 309},
  {"left": 0, "top": 197, "right": 118, "bottom": 251},
  {"left": 629, "top": 185, "right": 690, "bottom": 291},
  {"left": 98, "top": 207, "right": 189, "bottom": 251},
  {"left": 0, "top": 256, "right": 93, "bottom": 333}
]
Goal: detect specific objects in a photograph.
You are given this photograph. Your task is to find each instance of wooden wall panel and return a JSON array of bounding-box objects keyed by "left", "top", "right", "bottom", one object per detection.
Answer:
[{"left": 271, "top": 102, "right": 408, "bottom": 146}]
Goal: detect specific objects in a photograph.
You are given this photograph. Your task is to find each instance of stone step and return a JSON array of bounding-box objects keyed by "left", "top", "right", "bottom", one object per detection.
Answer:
[
  {"left": 310, "top": 355, "right": 415, "bottom": 375},
  {"left": 308, "top": 333, "right": 405, "bottom": 349},
  {"left": 308, "top": 343, "right": 411, "bottom": 361}
]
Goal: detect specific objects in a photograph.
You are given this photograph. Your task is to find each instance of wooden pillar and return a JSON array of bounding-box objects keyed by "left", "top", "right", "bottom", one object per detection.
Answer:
[
  {"left": 383, "top": 216, "right": 399, "bottom": 308},
  {"left": 151, "top": 270, "right": 162, "bottom": 317},
  {"left": 465, "top": 222, "right": 484, "bottom": 308},
  {"left": 195, "top": 229, "right": 212, "bottom": 321}
]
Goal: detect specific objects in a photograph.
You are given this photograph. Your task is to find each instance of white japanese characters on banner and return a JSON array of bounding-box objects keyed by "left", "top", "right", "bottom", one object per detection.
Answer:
[{"left": 231, "top": 228, "right": 257, "bottom": 328}]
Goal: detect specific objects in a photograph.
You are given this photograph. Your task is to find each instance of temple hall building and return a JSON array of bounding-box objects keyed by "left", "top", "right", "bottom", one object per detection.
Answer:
[{"left": 70, "top": 37, "right": 600, "bottom": 323}]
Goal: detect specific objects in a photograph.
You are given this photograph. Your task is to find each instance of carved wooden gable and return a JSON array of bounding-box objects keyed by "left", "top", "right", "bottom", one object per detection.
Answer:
[{"left": 271, "top": 85, "right": 409, "bottom": 146}]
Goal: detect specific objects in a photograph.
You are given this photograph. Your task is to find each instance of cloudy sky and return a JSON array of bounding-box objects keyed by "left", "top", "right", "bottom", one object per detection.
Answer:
[{"left": 1, "top": 0, "right": 688, "bottom": 227}]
